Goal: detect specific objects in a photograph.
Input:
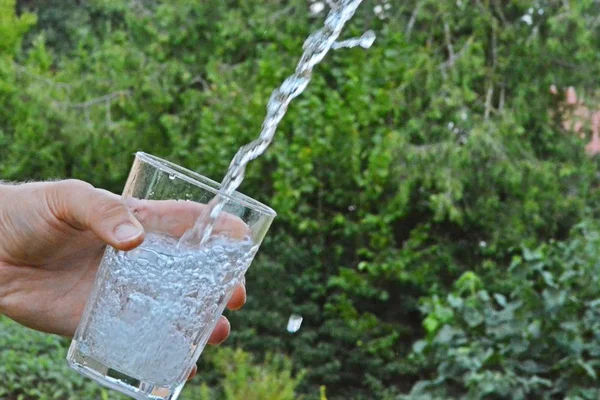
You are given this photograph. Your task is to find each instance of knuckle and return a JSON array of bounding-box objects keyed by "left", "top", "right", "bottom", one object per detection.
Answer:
[
  {"left": 94, "top": 199, "right": 128, "bottom": 220},
  {"left": 58, "top": 179, "right": 95, "bottom": 192},
  {"left": 127, "top": 199, "right": 151, "bottom": 224},
  {"left": 218, "top": 213, "right": 250, "bottom": 238},
  {"left": 45, "top": 181, "right": 93, "bottom": 220}
]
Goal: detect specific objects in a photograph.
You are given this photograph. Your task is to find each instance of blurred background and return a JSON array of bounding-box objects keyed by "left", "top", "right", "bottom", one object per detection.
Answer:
[{"left": 1, "top": 0, "right": 600, "bottom": 399}]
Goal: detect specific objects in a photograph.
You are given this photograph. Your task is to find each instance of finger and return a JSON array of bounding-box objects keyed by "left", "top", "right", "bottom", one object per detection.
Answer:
[
  {"left": 125, "top": 198, "right": 249, "bottom": 239},
  {"left": 227, "top": 284, "right": 246, "bottom": 310},
  {"left": 187, "top": 365, "right": 197, "bottom": 381},
  {"left": 207, "top": 316, "right": 230, "bottom": 345},
  {"left": 47, "top": 180, "right": 145, "bottom": 251}
]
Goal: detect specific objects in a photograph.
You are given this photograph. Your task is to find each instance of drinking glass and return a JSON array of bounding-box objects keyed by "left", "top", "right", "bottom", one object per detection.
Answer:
[{"left": 67, "top": 152, "right": 276, "bottom": 400}]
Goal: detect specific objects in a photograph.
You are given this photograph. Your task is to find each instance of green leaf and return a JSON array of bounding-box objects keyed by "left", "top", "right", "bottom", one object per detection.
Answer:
[{"left": 577, "top": 360, "right": 597, "bottom": 380}]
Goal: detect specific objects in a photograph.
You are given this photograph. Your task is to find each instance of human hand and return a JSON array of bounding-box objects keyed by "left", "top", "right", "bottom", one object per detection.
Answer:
[{"left": 0, "top": 180, "right": 247, "bottom": 367}]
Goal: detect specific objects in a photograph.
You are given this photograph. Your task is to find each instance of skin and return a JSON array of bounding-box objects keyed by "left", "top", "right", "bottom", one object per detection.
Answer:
[{"left": 0, "top": 179, "right": 248, "bottom": 380}]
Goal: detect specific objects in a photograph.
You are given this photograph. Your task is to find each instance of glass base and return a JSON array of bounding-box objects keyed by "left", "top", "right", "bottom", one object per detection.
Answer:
[{"left": 67, "top": 342, "right": 185, "bottom": 400}]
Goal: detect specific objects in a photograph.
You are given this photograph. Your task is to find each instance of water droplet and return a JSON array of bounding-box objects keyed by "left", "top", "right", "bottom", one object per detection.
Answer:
[
  {"left": 359, "top": 30, "right": 376, "bottom": 49},
  {"left": 310, "top": 2, "right": 325, "bottom": 15},
  {"left": 287, "top": 314, "right": 303, "bottom": 333}
]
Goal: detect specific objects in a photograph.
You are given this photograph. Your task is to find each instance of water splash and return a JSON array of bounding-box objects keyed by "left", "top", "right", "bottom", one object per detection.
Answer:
[
  {"left": 179, "top": 0, "right": 374, "bottom": 248},
  {"left": 80, "top": 233, "right": 254, "bottom": 384},
  {"left": 332, "top": 30, "right": 376, "bottom": 49},
  {"left": 287, "top": 314, "right": 304, "bottom": 333}
]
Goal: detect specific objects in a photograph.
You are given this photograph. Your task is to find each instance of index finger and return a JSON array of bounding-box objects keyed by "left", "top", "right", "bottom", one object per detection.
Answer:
[{"left": 125, "top": 198, "right": 250, "bottom": 240}]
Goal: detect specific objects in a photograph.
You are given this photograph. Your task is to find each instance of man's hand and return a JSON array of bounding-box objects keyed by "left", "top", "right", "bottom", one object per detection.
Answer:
[{"left": 0, "top": 180, "right": 246, "bottom": 348}]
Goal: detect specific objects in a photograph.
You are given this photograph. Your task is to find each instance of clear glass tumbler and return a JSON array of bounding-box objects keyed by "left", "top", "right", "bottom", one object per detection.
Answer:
[{"left": 67, "top": 152, "right": 276, "bottom": 400}]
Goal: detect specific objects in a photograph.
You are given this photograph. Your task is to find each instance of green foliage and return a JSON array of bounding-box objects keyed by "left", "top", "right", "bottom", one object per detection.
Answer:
[
  {"left": 405, "top": 222, "right": 600, "bottom": 399},
  {"left": 0, "top": 0, "right": 36, "bottom": 56},
  {"left": 1, "top": 0, "right": 599, "bottom": 399},
  {"left": 186, "top": 348, "right": 304, "bottom": 400},
  {"left": 0, "top": 315, "right": 304, "bottom": 400},
  {"left": 0, "top": 315, "right": 124, "bottom": 400}
]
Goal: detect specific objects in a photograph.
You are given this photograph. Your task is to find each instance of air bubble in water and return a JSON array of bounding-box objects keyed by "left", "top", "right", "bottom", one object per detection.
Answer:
[
  {"left": 287, "top": 314, "right": 303, "bottom": 333},
  {"left": 81, "top": 233, "right": 255, "bottom": 384}
]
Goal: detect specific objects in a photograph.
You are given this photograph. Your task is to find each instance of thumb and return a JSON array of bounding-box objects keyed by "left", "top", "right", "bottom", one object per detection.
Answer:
[{"left": 48, "top": 180, "right": 145, "bottom": 251}]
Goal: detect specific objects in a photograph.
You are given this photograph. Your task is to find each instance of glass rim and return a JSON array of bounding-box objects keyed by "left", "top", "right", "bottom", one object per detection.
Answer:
[{"left": 135, "top": 152, "right": 277, "bottom": 218}]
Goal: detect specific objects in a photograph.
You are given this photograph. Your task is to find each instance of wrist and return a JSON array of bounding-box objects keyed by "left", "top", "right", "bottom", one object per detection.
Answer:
[
  {"left": 0, "top": 182, "right": 14, "bottom": 248},
  {"left": 0, "top": 185, "right": 11, "bottom": 312},
  {"left": 0, "top": 260, "right": 16, "bottom": 316},
  {"left": 0, "top": 262, "right": 7, "bottom": 314},
  {"left": 0, "top": 183, "right": 16, "bottom": 209},
  {"left": 0, "top": 184, "right": 11, "bottom": 254}
]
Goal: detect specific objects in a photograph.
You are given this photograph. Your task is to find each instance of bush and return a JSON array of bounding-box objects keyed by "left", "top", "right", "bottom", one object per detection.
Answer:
[
  {"left": 187, "top": 348, "right": 305, "bottom": 400},
  {"left": 0, "top": 315, "right": 123, "bottom": 400},
  {"left": 0, "top": 315, "right": 305, "bottom": 400},
  {"left": 405, "top": 222, "right": 600, "bottom": 399}
]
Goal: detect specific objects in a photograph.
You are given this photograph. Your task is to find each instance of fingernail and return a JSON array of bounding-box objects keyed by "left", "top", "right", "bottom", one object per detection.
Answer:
[{"left": 115, "top": 223, "right": 143, "bottom": 242}]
